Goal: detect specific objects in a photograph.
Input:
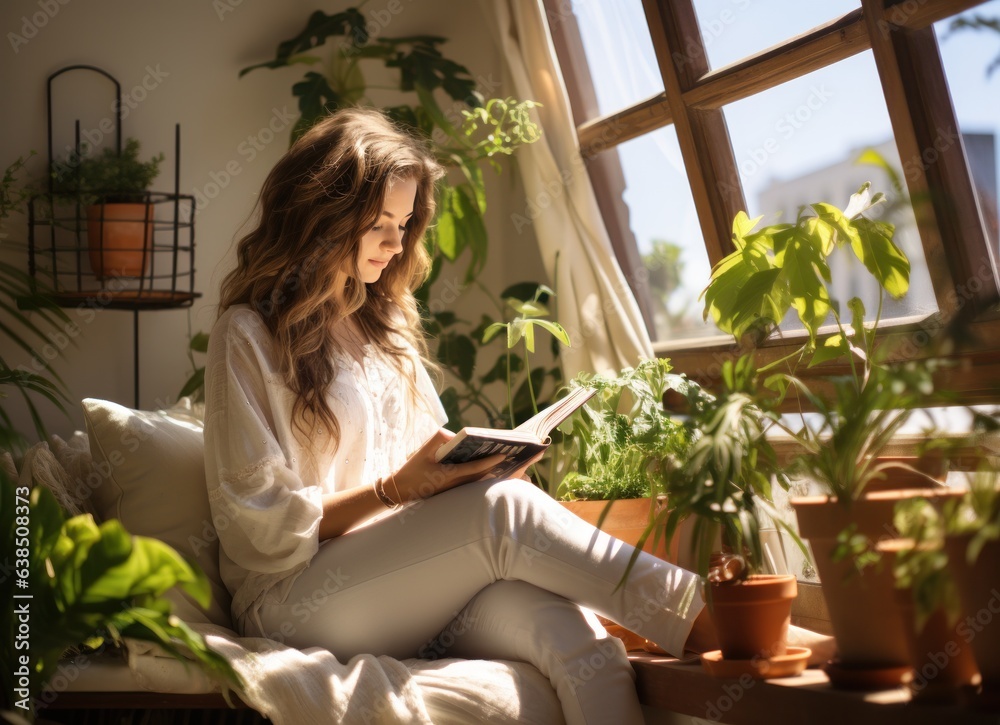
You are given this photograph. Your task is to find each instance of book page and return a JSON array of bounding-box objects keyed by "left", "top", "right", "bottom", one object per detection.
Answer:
[{"left": 515, "top": 386, "right": 595, "bottom": 440}]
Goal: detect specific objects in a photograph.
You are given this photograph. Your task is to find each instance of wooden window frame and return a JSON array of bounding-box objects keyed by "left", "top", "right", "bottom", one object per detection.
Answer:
[{"left": 544, "top": 0, "right": 1000, "bottom": 401}]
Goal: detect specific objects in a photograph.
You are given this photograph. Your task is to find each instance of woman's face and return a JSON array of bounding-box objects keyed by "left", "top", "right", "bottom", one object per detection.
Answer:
[{"left": 355, "top": 177, "right": 417, "bottom": 284}]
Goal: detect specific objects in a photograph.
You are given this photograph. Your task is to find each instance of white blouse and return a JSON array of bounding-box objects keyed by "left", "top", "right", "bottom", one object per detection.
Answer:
[{"left": 203, "top": 304, "right": 448, "bottom": 633}]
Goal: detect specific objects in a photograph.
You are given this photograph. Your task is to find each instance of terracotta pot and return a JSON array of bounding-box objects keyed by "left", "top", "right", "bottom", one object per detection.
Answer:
[
  {"left": 897, "top": 592, "right": 980, "bottom": 702},
  {"left": 792, "top": 488, "right": 964, "bottom": 673},
  {"left": 86, "top": 202, "right": 154, "bottom": 279},
  {"left": 708, "top": 574, "right": 797, "bottom": 661},
  {"left": 792, "top": 487, "right": 963, "bottom": 542},
  {"left": 944, "top": 534, "right": 1000, "bottom": 707},
  {"left": 559, "top": 497, "right": 674, "bottom": 561},
  {"left": 879, "top": 540, "right": 980, "bottom": 703}
]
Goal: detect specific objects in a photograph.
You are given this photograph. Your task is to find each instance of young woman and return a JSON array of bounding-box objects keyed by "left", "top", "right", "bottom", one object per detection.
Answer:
[{"left": 203, "top": 107, "right": 747, "bottom": 724}]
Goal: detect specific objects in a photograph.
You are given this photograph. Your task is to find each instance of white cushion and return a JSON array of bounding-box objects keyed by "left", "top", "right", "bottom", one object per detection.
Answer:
[
  {"left": 52, "top": 646, "right": 563, "bottom": 725},
  {"left": 82, "top": 397, "right": 231, "bottom": 628},
  {"left": 49, "top": 431, "right": 101, "bottom": 518},
  {"left": 18, "top": 442, "right": 89, "bottom": 517}
]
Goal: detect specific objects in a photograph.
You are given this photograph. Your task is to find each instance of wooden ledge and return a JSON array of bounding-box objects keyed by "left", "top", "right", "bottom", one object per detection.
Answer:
[{"left": 629, "top": 652, "right": 996, "bottom": 724}]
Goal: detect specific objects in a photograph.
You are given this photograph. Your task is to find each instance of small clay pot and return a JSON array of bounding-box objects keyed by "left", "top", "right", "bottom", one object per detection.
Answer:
[
  {"left": 879, "top": 540, "right": 980, "bottom": 704},
  {"left": 895, "top": 589, "right": 980, "bottom": 703},
  {"left": 707, "top": 574, "right": 797, "bottom": 661},
  {"left": 944, "top": 534, "right": 1000, "bottom": 709},
  {"left": 86, "top": 202, "right": 154, "bottom": 279}
]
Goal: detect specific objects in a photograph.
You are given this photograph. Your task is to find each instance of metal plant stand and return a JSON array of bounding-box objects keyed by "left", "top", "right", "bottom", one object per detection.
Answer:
[{"left": 27, "top": 65, "right": 200, "bottom": 408}]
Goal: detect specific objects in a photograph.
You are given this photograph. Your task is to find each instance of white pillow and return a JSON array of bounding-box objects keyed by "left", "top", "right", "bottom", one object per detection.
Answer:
[
  {"left": 18, "top": 442, "right": 89, "bottom": 517},
  {"left": 82, "top": 397, "right": 232, "bottom": 628}
]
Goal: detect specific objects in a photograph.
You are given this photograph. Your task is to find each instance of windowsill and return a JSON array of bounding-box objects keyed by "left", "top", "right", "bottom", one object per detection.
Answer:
[
  {"left": 629, "top": 652, "right": 994, "bottom": 724},
  {"left": 653, "top": 310, "right": 1000, "bottom": 407},
  {"left": 651, "top": 311, "right": 945, "bottom": 356}
]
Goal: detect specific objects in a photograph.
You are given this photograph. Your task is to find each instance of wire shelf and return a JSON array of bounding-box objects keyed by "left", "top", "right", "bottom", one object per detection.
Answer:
[
  {"left": 26, "top": 64, "right": 202, "bottom": 408},
  {"left": 28, "top": 189, "right": 200, "bottom": 306}
]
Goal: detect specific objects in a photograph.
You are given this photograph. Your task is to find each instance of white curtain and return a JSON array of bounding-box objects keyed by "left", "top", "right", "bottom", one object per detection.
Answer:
[{"left": 479, "top": 0, "right": 654, "bottom": 379}]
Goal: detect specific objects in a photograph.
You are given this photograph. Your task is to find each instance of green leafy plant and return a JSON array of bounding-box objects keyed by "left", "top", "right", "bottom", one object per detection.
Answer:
[
  {"left": 889, "top": 497, "right": 963, "bottom": 632},
  {"left": 1, "top": 472, "right": 241, "bottom": 718},
  {"left": 450, "top": 285, "right": 571, "bottom": 489},
  {"left": 651, "top": 355, "right": 803, "bottom": 580},
  {"left": 702, "top": 182, "right": 909, "bottom": 369},
  {"left": 482, "top": 285, "right": 570, "bottom": 427},
  {"left": 425, "top": 278, "right": 566, "bottom": 432},
  {"left": 779, "top": 360, "right": 937, "bottom": 503},
  {"left": 0, "top": 155, "right": 72, "bottom": 450},
  {"left": 52, "top": 138, "right": 164, "bottom": 205},
  {"left": 705, "top": 176, "right": 935, "bottom": 504},
  {"left": 239, "top": 9, "right": 541, "bottom": 286},
  {"left": 557, "top": 358, "right": 696, "bottom": 503},
  {"left": 938, "top": 450, "right": 1000, "bottom": 562},
  {"left": 832, "top": 522, "right": 884, "bottom": 575}
]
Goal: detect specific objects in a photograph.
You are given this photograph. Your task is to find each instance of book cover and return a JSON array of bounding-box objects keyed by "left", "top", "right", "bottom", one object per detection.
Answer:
[{"left": 434, "top": 386, "right": 596, "bottom": 480}]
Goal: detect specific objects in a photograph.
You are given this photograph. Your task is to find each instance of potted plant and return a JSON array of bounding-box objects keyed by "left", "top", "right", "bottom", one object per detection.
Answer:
[
  {"left": 701, "top": 182, "right": 964, "bottom": 685},
  {"left": 780, "top": 356, "right": 966, "bottom": 688},
  {"left": 649, "top": 354, "right": 808, "bottom": 678},
  {"left": 875, "top": 497, "right": 980, "bottom": 704},
  {"left": 940, "top": 460, "right": 1000, "bottom": 708},
  {"left": 53, "top": 138, "right": 164, "bottom": 279},
  {"left": 556, "top": 357, "right": 698, "bottom": 562},
  {"left": 1, "top": 472, "right": 241, "bottom": 722},
  {"left": 545, "top": 357, "right": 699, "bottom": 652}
]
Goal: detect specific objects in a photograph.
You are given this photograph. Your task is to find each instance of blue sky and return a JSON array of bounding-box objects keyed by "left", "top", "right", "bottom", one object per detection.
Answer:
[{"left": 571, "top": 0, "right": 1000, "bottom": 337}]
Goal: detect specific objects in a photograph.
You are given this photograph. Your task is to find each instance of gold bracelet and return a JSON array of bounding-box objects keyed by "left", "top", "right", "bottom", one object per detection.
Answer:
[
  {"left": 388, "top": 472, "right": 404, "bottom": 504},
  {"left": 373, "top": 477, "right": 399, "bottom": 509}
]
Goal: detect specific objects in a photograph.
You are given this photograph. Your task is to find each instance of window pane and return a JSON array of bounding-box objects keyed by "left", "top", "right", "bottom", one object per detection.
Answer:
[
  {"left": 692, "top": 0, "right": 859, "bottom": 71},
  {"left": 564, "top": 0, "right": 663, "bottom": 119},
  {"left": 591, "top": 127, "right": 721, "bottom": 342},
  {"left": 723, "top": 51, "right": 939, "bottom": 328},
  {"left": 934, "top": 2, "right": 1000, "bottom": 272}
]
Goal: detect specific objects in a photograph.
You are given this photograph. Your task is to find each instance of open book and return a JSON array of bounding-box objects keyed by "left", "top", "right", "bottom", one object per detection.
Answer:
[{"left": 434, "top": 386, "right": 597, "bottom": 480}]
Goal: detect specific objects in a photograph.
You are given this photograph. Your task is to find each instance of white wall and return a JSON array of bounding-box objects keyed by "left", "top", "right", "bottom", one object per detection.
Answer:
[{"left": 0, "top": 0, "right": 546, "bottom": 441}]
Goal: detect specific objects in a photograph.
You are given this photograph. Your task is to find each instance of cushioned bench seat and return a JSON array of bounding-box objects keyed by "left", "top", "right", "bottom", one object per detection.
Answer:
[{"left": 17, "top": 399, "right": 568, "bottom": 725}]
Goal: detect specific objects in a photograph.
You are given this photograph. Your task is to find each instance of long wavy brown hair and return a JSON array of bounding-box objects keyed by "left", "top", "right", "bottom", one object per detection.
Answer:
[{"left": 219, "top": 107, "right": 444, "bottom": 449}]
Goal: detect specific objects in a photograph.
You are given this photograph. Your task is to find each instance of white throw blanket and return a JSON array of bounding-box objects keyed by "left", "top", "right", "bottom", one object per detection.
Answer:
[{"left": 126, "top": 625, "right": 562, "bottom": 725}]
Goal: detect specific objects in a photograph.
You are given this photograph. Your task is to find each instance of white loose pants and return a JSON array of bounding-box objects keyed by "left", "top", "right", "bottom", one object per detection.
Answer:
[{"left": 253, "top": 478, "right": 705, "bottom": 725}]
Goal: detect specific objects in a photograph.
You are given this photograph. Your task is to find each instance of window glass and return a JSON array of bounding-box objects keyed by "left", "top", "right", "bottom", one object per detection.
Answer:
[
  {"left": 590, "top": 127, "right": 721, "bottom": 342},
  {"left": 563, "top": 0, "right": 664, "bottom": 119},
  {"left": 934, "top": 1, "right": 1000, "bottom": 273},
  {"left": 692, "top": 0, "right": 860, "bottom": 71},
  {"left": 723, "top": 51, "right": 939, "bottom": 329}
]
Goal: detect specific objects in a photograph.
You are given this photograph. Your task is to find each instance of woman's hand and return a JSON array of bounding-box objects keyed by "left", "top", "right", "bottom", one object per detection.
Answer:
[
  {"left": 391, "top": 429, "right": 506, "bottom": 502},
  {"left": 508, "top": 451, "right": 545, "bottom": 482}
]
